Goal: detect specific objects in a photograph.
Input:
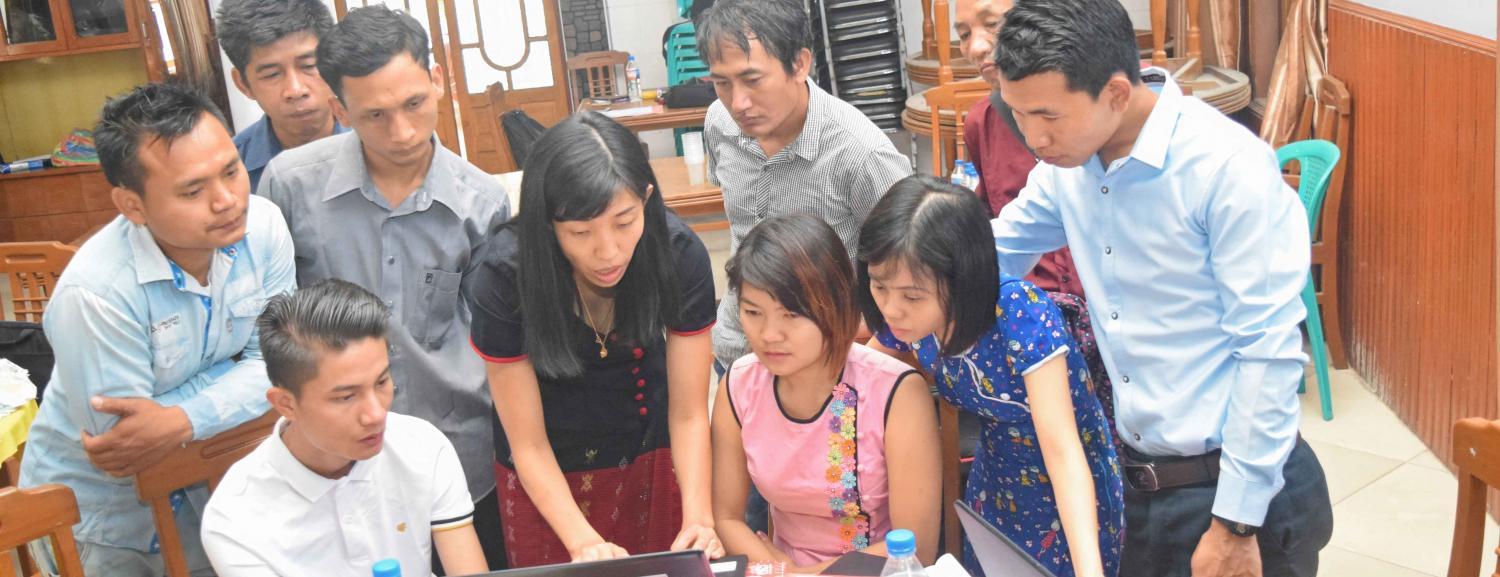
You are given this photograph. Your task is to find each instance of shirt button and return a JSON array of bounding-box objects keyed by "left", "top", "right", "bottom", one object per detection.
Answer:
[
  {"left": 1101, "top": 186, "right": 1110, "bottom": 194},
  {"left": 1133, "top": 433, "right": 1142, "bottom": 441},
  {"left": 634, "top": 393, "right": 644, "bottom": 401},
  {"left": 1122, "top": 375, "right": 1131, "bottom": 383},
  {"left": 639, "top": 407, "right": 649, "bottom": 416},
  {"left": 1105, "top": 246, "right": 1113, "bottom": 255},
  {"left": 1062, "top": 275, "right": 1071, "bottom": 283},
  {"left": 386, "top": 256, "right": 396, "bottom": 265},
  {"left": 1110, "top": 312, "right": 1119, "bottom": 320}
]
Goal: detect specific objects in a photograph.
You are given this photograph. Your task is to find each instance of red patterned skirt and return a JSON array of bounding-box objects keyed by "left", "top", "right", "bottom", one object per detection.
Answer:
[{"left": 496, "top": 448, "right": 683, "bottom": 567}]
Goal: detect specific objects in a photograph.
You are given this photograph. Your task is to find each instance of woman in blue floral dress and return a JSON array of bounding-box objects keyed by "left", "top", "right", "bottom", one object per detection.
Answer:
[{"left": 855, "top": 175, "right": 1124, "bottom": 577}]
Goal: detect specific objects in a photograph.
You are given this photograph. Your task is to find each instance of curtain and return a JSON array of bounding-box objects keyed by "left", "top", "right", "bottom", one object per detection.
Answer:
[
  {"left": 1259, "top": 0, "right": 1327, "bottom": 148},
  {"left": 158, "top": 0, "right": 232, "bottom": 120},
  {"left": 1207, "top": 0, "right": 1239, "bottom": 69}
]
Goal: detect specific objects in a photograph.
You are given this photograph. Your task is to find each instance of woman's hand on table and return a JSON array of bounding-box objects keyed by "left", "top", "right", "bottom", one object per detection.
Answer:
[
  {"left": 569, "top": 540, "right": 629, "bottom": 563},
  {"left": 672, "top": 522, "right": 725, "bottom": 559}
]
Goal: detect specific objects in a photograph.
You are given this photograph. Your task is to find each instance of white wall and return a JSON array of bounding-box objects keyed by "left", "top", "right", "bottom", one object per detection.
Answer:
[{"left": 1351, "top": 0, "right": 1495, "bottom": 40}]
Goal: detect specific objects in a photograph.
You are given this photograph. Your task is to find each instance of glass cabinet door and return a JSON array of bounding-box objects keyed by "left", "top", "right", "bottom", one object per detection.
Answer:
[
  {"left": 66, "top": 0, "right": 129, "bottom": 39},
  {"left": 1, "top": 0, "right": 64, "bottom": 53}
]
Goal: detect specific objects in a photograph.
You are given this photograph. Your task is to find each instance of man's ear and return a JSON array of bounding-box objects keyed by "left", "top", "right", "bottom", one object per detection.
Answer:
[
  {"left": 267, "top": 386, "right": 298, "bottom": 420},
  {"left": 792, "top": 48, "right": 814, "bottom": 84},
  {"left": 429, "top": 63, "right": 447, "bottom": 97},
  {"left": 112, "top": 186, "right": 147, "bottom": 226},
  {"left": 1105, "top": 73, "right": 1134, "bottom": 112},
  {"left": 330, "top": 95, "right": 349, "bottom": 126},
  {"left": 231, "top": 68, "right": 255, "bottom": 100}
]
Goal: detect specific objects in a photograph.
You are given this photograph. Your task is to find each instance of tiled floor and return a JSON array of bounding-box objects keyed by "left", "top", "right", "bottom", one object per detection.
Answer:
[{"left": 1305, "top": 367, "right": 1498, "bottom": 576}]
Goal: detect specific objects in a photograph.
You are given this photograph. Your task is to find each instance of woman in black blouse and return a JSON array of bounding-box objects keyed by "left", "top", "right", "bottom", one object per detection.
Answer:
[{"left": 467, "top": 112, "right": 721, "bottom": 566}]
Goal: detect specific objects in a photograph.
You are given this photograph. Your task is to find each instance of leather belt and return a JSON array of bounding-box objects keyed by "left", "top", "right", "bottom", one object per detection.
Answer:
[{"left": 1121, "top": 448, "right": 1221, "bottom": 492}]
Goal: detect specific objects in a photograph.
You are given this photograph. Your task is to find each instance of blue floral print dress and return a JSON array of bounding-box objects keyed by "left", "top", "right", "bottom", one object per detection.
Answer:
[{"left": 877, "top": 277, "right": 1124, "bottom": 577}]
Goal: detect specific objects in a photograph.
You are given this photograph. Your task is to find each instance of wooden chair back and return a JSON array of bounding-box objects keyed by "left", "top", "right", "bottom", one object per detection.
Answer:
[
  {"left": 1288, "top": 75, "right": 1352, "bottom": 369},
  {"left": 486, "top": 82, "right": 522, "bottom": 174},
  {"left": 1447, "top": 418, "right": 1500, "bottom": 577},
  {"left": 134, "top": 412, "right": 277, "bottom": 577},
  {"left": 0, "top": 242, "right": 77, "bottom": 323},
  {"left": 939, "top": 397, "right": 963, "bottom": 558},
  {"left": 925, "top": 78, "right": 992, "bottom": 178},
  {"left": 567, "top": 50, "right": 630, "bottom": 101},
  {"left": 0, "top": 484, "right": 84, "bottom": 577}
]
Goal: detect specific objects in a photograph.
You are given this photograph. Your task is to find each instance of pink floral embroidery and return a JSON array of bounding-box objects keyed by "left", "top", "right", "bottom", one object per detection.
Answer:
[{"left": 825, "top": 383, "right": 870, "bottom": 552}]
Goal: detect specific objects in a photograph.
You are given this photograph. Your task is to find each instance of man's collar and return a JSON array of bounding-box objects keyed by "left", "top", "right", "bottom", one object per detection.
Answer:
[
  {"left": 1120, "top": 67, "right": 1181, "bottom": 170},
  {"left": 238, "top": 116, "right": 282, "bottom": 173},
  {"left": 240, "top": 116, "right": 348, "bottom": 172},
  {"left": 127, "top": 222, "right": 175, "bottom": 285},
  {"left": 267, "top": 417, "right": 376, "bottom": 503},
  {"left": 128, "top": 221, "right": 245, "bottom": 287},
  {"left": 322, "top": 133, "right": 458, "bottom": 213}
]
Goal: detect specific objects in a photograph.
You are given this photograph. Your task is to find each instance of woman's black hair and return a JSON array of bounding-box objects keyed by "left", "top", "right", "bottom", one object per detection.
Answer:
[
  {"left": 855, "top": 175, "right": 999, "bottom": 356},
  {"left": 515, "top": 111, "right": 681, "bottom": 378},
  {"left": 726, "top": 214, "right": 859, "bottom": 371}
]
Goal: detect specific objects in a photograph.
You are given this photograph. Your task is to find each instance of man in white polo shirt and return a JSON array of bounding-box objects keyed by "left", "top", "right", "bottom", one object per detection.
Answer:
[{"left": 200, "top": 280, "right": 488, "bottom": 576}]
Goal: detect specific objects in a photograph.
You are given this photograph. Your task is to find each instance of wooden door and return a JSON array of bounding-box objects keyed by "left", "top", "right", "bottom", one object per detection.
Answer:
[
  {"left": 334, "top": 0, "right": 462, "bottom": 154},
  {"left": 440, "top": 0, "right": 570, "bottom": 173}
]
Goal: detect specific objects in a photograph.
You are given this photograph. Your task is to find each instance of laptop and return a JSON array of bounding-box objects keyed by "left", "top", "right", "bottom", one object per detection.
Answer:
[
  {"left": 477, "top": 550, "right": 744, "bottom": 577},
  {"left": 954, "top": 500, "right": 1059, "bottom": 577}
]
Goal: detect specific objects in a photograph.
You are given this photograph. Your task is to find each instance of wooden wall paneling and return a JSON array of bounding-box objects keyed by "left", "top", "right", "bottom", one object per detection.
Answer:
[{"left": 1328, "top": 0, "right": 1497, "bottom": 467}]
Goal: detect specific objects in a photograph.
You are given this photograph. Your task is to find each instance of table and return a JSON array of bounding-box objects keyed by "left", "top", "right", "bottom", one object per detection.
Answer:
[
  {"left": 0, "top": 399, "right": 38, "bottom": 487},
  {"left": 495, "top": 156, "right": 725, "bottom": 232},
  {"left": 577, "top": 100, "right": 710, "bottom": 132}
]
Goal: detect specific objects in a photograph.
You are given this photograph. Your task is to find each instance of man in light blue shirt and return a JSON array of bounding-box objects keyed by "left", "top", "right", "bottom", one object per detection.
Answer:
[
  {"left": 989, "top": 1, "right": 1332, "bottom": 576},
  {"left": 19, "top": 82, "right": 295, "bottom": 576}
]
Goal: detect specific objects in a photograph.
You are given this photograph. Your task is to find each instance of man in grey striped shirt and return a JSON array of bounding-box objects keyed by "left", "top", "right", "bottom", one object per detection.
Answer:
[{"left": 697, "top": 0, "right": 912, "bottom": 371}]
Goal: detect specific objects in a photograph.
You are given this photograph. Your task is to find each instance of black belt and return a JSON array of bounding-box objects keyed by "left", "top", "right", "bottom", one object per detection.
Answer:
[{"left": 1120, "top": 447, "right": 1221, "bottom": 492}]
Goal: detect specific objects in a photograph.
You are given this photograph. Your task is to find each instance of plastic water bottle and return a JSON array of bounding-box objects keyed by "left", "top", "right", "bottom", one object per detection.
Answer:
[
  {"left": 625, "top": 56, "right": 643, "bottom": 102},
  {"left": 964, "top": 161, "right": 981, "bottom": 191},
  {"left": 371, "top": 559, "right": 400, "bottom": 577},
  {"left": 949, "top": 160, "right": 968, "bottom": 187},
  {"left": 879, "top": 529, "right": 928, "bottom": 577}
]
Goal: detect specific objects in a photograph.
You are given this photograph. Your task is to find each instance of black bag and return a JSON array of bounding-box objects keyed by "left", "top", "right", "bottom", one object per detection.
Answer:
[
  {"left": 0, "top": 321, "right": 52, "bottom": 401},
  {"left": 662, "top": 78, "right": 717, "bottom": 109},
  {"left": 500, "top": 109, "right": 548, "bottom": 169}
]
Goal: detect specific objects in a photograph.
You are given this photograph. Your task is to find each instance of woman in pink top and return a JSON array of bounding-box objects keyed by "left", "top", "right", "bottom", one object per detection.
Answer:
[{"left": 710, "top": 214, "right": 942, "bottom": 572}]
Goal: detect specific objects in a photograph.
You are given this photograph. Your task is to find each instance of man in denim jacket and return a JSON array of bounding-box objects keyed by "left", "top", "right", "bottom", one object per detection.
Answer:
[{"left": 19, "top": 82, "right": 295, "bottom": 576}]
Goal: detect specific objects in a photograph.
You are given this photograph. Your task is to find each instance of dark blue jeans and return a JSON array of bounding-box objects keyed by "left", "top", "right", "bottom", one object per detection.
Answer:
[
  {"left": 715, "top": 359, "right": 770, "bottom": 534},
  {"left": 1119, "top": 438, "right": 1333, "bottom": 577}
]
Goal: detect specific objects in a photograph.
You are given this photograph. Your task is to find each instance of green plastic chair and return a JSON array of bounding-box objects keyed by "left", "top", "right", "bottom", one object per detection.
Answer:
[{"left": 1276, "top": 139, "right": 1341, "bottom": 421}]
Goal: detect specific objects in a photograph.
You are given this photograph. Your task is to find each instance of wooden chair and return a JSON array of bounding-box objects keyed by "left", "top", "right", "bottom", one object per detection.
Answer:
[
  {"left": 134, "top": 412, "right": 277, "bottom": 577},
  {"left": 0, "top": 242, "right": 77, "bottom": 323},
  {"left": 1288, "top": 75, "right": 1353, "bottom": 369},
  {"left": 0, "top": 484, "right": 84, "bottom": 577},
  {"left": 567, "top": 50, "right": 630, "bottom": 101},
  {"left": 924, "top": 78, "right": 992, "bottom": 179},
  {"left": 486, "top": 82, "right": 524, "bottom": 174},
  {"left": 1447, "top": 418, "right": 1500, "bottom": 577},
  {"left": 938, "top": 397, "right": 963, "bottom": 557}
]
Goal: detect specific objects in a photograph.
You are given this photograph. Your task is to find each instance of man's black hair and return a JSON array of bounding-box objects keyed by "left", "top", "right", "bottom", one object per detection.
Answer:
[
  {"left": 694, "top": 0, "right": 812, "bottom": 75},
  {"left": 95, "top": 82, "right": 228, "bottom": 194},
  {"left": 214, "top": 0, "right": 335, "bottom": 79},
  {"left": 995, "top": 0, "right": 1141, "bottom": 97},
  {"left": 316, "top": 5, "right": 431, "bottom": 100}
]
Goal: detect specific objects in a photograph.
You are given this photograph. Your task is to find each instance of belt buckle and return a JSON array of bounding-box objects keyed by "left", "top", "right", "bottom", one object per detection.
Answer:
[{"left": 1125, "top": 462, "right": 1161, "bottom": 492}]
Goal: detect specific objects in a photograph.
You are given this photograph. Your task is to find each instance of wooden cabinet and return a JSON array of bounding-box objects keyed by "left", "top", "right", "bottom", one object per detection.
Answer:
[{"left": 0, "top": 0, "right": 143, "bottom": 59}]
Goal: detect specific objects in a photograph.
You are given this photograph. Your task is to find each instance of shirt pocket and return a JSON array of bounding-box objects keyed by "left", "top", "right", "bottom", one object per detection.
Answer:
[
  {"left": 224, "top": 293, "right": 268, "bottom": 351},
  {"left": 410, "top": 269, "right": 462, "bottom": 347},
  {"left": 150, "top": 314, "right": 189, "bottom": 370}
]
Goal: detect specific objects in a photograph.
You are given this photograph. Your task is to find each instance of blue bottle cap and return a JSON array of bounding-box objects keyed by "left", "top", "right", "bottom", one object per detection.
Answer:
[
  {"left": 372, "top": 558, "right": 401, "bottom": 577},
  {"left": 886, "top": 528, "right": 916, "bottom": 556}
]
